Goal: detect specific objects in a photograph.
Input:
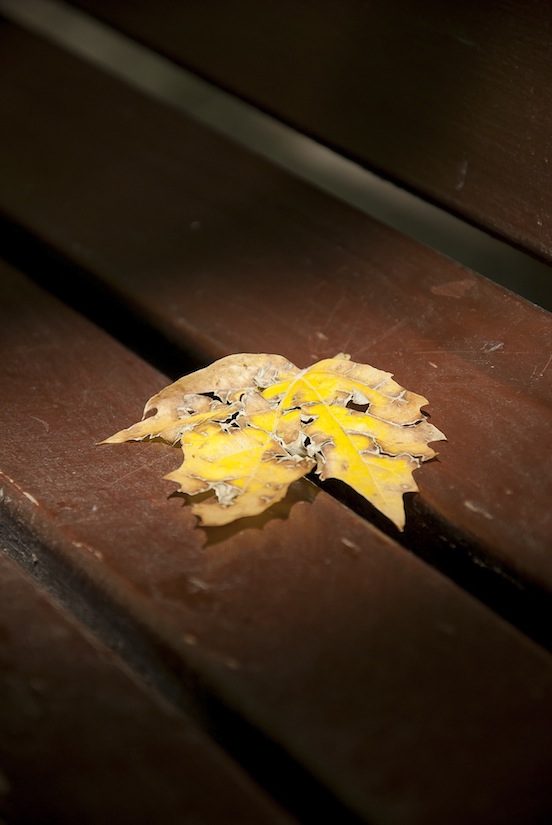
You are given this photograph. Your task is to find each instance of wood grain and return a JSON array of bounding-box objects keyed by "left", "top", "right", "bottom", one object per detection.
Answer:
[
  {"left": 0, "top": 24, "right": 551, "bottom": 601},
  {"left": 1, "top": 262, "right": 552, "bottom": 824},
  {"left": 0, "top": 552, "right": 295, "bottom": 825},
  {"left": 2, "top": 14, "right": 552, "bottom": 825}
]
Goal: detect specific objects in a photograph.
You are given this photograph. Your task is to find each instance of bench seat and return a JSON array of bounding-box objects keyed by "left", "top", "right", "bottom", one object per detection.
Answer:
[
  {"left": 1, "top": 21, "right": 551, "bottom": 620},
  {"left": 0, "top": 551, "right": 294, "bottom": 824},
  {"left": 0, "top": 7, "right": 551, "bottom": 825}
]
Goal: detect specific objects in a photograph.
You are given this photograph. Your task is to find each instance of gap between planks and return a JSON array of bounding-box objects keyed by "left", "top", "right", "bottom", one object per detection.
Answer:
[{"left": 0, "top": 0, "right": 550, "bottom": 310}]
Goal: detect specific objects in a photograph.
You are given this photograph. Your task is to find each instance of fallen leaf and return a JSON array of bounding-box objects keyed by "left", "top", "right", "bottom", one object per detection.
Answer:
[{"left": 101, "top": 353, "right": 445, "bottom": 529}]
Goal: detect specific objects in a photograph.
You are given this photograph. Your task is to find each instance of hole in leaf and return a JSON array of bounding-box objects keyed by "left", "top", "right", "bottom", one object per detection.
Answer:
[{"left": 346, "top": 400, "right": 370, "bottom": 413}]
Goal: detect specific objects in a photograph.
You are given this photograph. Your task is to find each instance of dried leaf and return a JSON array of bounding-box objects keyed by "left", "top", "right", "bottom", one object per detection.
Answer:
[{"left": 101, "top": 353, "right": 445, "bottom": 529}]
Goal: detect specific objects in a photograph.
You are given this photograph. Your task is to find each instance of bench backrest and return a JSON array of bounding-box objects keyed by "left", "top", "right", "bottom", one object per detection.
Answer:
[{"left": 68, "top": 0, "right": 552, "bottom": 263}]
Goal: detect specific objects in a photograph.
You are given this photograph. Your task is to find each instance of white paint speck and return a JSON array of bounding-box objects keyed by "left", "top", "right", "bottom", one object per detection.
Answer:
[
  {"left": 341, "top": 537, "right": 358, "bottom": 550},
  {"left": 481, "top": 341, "right": 504, "bottom": 354},
  {"left": 464, "top": 500, "right": 493, "bottom": 520}
]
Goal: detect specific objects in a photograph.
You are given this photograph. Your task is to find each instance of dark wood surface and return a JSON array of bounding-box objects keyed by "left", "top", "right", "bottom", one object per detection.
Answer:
[
  {"left": 0, "top": 553, "right": 295, "bottom": 825},
  {"left": 2, "top": 262, "right": 552, "bottom": 824},
  {"left": 1, "top": 13, "right": 552, "bottom": 825},
  {"left": 67, "top": 0, "right": 552, "bottom": 263},
  {"left": 0, "top": 22, "right": 551, "bottom": 607}
]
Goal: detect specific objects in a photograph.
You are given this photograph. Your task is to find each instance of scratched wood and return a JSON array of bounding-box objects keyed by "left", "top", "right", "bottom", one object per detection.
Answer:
[
  {"left": 2, "top": 262, "right": 552, "bottom": 824},
  {"left": 0, "top": 23, "right": 551, "bottom": 613},
  {"left": 66, "top": 0, "right": 552, "bottom": 263},
  {"left": 0, "top": 552, "right": 295, "bottom": 825}
]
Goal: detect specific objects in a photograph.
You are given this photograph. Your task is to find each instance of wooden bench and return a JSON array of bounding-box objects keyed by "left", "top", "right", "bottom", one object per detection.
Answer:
[{"left": 0, "top": 2, "right": 551, "bottom": 823}]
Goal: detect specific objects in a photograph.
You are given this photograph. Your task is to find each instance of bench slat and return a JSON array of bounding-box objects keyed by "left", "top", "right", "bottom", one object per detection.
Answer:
[
  {"left": 64, "top": 0, "right": 552, "bottom": 263},
  {"left": 0, "top": 552, "right": 295, "bottom": 825},
  {"left": 0, "top": 24, "right": 551, "bottom": 604},
  {"left": 2, "top": 262, "right": 552, "bottom": 824}
]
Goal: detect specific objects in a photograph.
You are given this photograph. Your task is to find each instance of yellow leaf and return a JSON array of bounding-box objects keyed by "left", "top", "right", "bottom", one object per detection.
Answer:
[
  {"left": 100, "top": 353, "right": 445, "bottom": 529},
  {"left": 300, "top": 402, "right": 421, "bottom": 529},
  {"left": 165, "top": 408, "right": 314, "bottom": 526},
  {"left": 100, "top": 352, "right": 298, "bottom": 444}
]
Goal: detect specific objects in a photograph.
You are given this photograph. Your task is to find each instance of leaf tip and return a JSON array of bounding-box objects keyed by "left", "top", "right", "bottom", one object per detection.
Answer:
[{"left": 97, "top": 432, "right": 126, "bottom": 445}]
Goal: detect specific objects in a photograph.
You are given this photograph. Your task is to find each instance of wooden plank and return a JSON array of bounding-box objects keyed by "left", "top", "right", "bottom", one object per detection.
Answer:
[
  {"left": 0, "top": 24, "right": 551, "bottom": 606},
  {"left": 63, "top": 0, "right": 552, "bottom": 263},
  {"left": 2, "top": 263, "right": 552, "bottom": 824},
  {"left": 0, "top": 553, "right": 295, "bottom": 825}
]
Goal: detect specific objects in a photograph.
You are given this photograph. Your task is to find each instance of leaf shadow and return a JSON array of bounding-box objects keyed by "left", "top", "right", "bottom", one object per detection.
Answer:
[
  {"left": 168, "top": 477, "right": 320, "bottom": 547},
  {"left": 316, "top": 477, "right": 404, "bottom": 540}
]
